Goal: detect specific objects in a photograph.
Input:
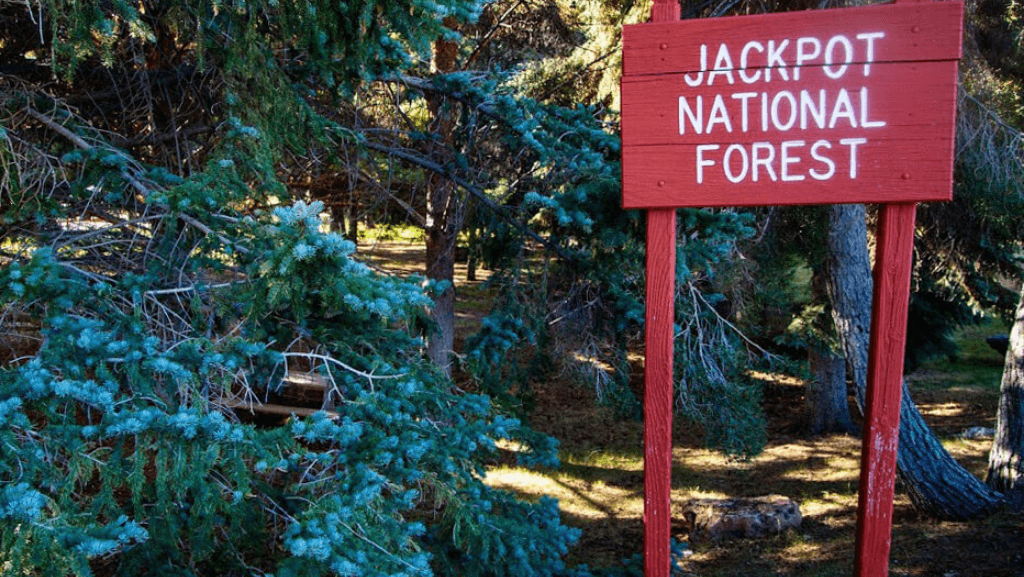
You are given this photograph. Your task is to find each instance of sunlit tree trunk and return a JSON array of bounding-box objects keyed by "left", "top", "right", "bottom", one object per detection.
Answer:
[
  {"left": 826, "top": 203, "right": 1002, "bottom": 519},
  {"left": 987, "top": 288, "right": 1024, "bottom": 498}
]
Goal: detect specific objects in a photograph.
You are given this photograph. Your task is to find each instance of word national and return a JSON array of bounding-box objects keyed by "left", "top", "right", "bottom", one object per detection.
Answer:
[{"left": 678, "top": 32, "right": 887, "bottom": 185}]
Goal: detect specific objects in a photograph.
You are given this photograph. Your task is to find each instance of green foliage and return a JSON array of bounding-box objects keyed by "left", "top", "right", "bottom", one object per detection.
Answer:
[
  {"left": 672, "top": 211, "right": 766, "bottom": 458},
  {"left": 910, "top": 0, "right": 1024, "bottom": 330},
  {"left": 0, "top": 196, "right": 580, "bottom": 575},
  {"left": 0, "top": 0, "right": 590, "bottom": 575},
  {"left": 45, "top": 0, "right": 484, "bottom": 86},
  {"left": 463, "top": 299, "right": 540, "bottom": 405},
  {"left": 0, "top": 5, "right": 819, "bottom": 577},
  {"left": 904, "top": 288, "right": 977, "bottom": 372},
  {"left": 506, "top": 0, "right": 652, "bottom": 110},
  {"left": 421, "top": 0, "right": 769, "bottom": 456},
  {"left": 476, "top": 153, "right": 768, "bottom": 455}
]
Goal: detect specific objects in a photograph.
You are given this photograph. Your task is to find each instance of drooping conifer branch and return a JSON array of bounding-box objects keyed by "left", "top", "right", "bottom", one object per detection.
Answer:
[{"left": 360, "top": 139, "right": 580, "bottom": 266}]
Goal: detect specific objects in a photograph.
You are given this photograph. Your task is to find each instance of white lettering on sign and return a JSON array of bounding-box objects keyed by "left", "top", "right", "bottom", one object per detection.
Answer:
[
  {"left": 678, "top": 31, "right": 887, "bottom": 185},
  {"left": 695, "top": 139, "right": 866, "bottom": 184},
  {"left": 678, "top": 88, "right": 886, "bottom": 134}
]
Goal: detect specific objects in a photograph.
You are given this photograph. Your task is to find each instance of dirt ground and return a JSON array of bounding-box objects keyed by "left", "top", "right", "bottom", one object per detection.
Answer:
[
  {"left": 365, "top": 239, "right": 1024, "bottom": 576},
  {"left": 507, "top": 344, "right": 1024, "bottom": 577}
]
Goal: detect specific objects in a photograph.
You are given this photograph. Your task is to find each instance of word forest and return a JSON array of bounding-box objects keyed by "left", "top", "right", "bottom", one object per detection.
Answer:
[{"left": 679, "top": 33, "right": 886, "bottom": 185}]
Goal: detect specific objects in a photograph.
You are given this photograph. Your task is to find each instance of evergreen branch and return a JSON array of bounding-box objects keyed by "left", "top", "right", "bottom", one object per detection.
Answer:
[
  {"left": 339, "top": 521, "right": 431, "bottom": 574},
  {"left": 535, "top": 46, "right": 620, "bottom": 103},
  {"left": 57, "top": 261, "right": 116, "bottom": 286},
  {"left": 690, "top": 281, "right": 777, "bottom": 361},
  {"left": 61, "top": 65, "right": 202, "bottom": 104},
  {"left": 107, "top": 124, "right": 214, "bottom": 148},
  {"left": 390, "top": 75, "right": 506, "bottom": 126},
  {"left": 355, "top": 167, "right": 426, "bottom": 227},
  {"left": 1, "top": 2, "right": 599, "bottom": 571},
  {"left": 709, "top": 0, "right": 745, "bottom": 18},
  {"left": 680, "top": 0, "right": 722, "bottom": 19},
  {"left": 961, "top": 90, "right": 1024, "bottom": 137},
  {"left": 24, "top": 106, "right": 249, "bottom": 254},
  {"left": 51, "top": 215, "right": 164, "bottom": 250},
  {"left": 360, "top": 140, "right": 579, "bottom": 266},
  {"left": 23, "top": 106, "right": 92, "bottom": 150},
  {"left": 956, "top": 89, "right": 1024, "bottom": 199}
]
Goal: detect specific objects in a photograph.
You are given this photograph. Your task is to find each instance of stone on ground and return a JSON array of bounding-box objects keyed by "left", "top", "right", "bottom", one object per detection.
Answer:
[{"left": 682, "top": 495, "right": 802, "bottom": 540}]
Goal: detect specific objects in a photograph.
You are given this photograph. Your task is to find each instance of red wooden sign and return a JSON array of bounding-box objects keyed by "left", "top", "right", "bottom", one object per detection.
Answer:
[
  {"left": 622, "top": 0, "right": 963, "bottom": 208},
  {"left": 626, "top": 2, "right": 963, "bottom": 577}
]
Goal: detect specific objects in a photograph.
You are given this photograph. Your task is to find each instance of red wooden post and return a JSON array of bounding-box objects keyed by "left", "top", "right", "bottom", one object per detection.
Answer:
[
  {"left": 853, "top": 203, "right": 917, "bottom": 577},
  {"left": 853, "top": 5, "right": 941, "bottom": 576},
  {"left": 643, "top": 6, "right": 679, "bottom": 577},
  {"left": 644, "top": 209, "right": 676, "bottom": 577}
]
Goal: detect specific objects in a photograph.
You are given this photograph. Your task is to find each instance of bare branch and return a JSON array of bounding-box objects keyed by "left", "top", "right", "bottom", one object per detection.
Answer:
[{"left": 281, "top": 351, "right": 407, "bottom": 385}]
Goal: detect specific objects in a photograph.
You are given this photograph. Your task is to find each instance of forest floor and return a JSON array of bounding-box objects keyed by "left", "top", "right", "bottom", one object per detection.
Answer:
[{"left": 358, "top": 238, "right": 1024, "bottom": 577}]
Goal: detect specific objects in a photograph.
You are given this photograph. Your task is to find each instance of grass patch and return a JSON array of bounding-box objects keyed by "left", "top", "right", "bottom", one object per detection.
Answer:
[
  {"left": 361, "top": 224, "right": 426, "bottom": 243},
  {"left": 908, "top": 321, "right": 1008, "bottom": 393}
]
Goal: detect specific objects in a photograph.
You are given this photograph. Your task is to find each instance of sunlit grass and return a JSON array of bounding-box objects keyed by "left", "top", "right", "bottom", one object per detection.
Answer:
[
  {"left": 488, "top": 465, "right": 644, "bottom": 520},
  {"left": 562, "top": 448, "right": 644, "bottom": 472},
  {"left": 908, "top": 322, "right": 1008, "bottom": 393},
  {"left": 748, "top": 370, "right": 805, "bottom": 387},
  {"left": 361, "top": 224, "right": 426, "bottom": 243}
]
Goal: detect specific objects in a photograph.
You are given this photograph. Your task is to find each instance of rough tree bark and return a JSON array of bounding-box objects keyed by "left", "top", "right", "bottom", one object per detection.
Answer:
[
  {"left": 808, "top": 263, "right": 856, "bottom": 435},
  {"left": 807, "top": 348, "right": 856, "bottom": 435},
  {"left": 424, "top": 23, "right": 460, "bottom": 377},
  {"left": 987, "top": 288, "right": 1024, "bottom": 498},
  {"left": 424, "top": 192, "right": 457, "bottom": 376},
  {"left": 825, "top": 205, "right": 872, "bottom": 409},
  {"left": 825, "top": 203, "right": 1002, "bottom": 519}
]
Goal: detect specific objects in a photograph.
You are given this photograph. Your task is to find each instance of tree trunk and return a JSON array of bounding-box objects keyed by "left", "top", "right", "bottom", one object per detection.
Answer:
[
  {"left": 424, "top": 23, "right": 460, "bottom": 377},
  {"left": 345, "top": 188, "right": 359, "bottom": 245},
  {"left": 826, "top": 204, "right": 873, "bottom": 412},
  {"left": 987, "top": 288, "right": 1024, "bottom": 496},
  {"left": 807, "top": 348, "right": 855, "bottom": 435},
  {"left": 465, "top": 200, "right": 478, "bottom": 282},
  {"left": 825, "top": 204, "right": 1003, "bottom": 519},
  {"left": 896, "top": 380, "right": 1001, "bottom": 519},
  {"left": 808, "top": 260, "right": 855, "bottom": 435},
  {"left": 425, "top": 200, "right": 457, "bottom": 376}
]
